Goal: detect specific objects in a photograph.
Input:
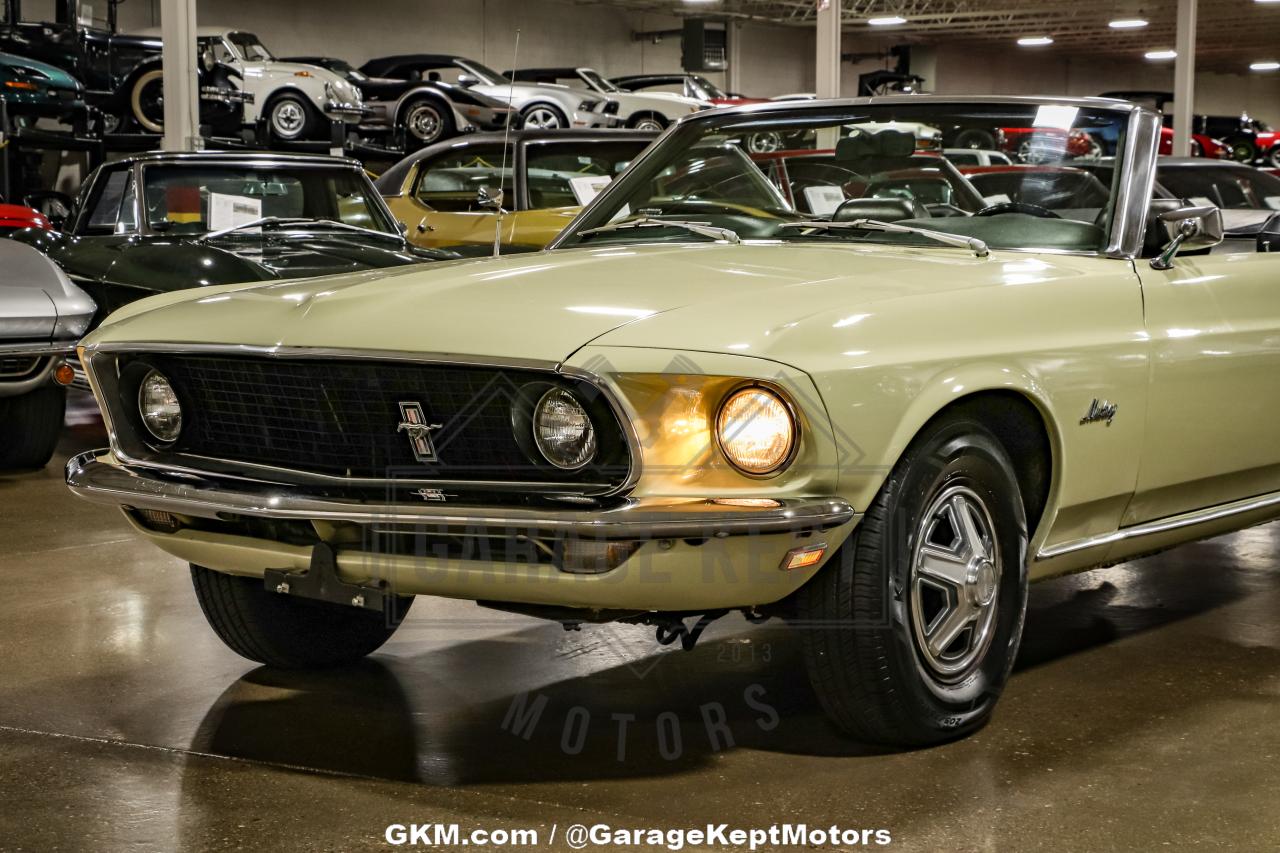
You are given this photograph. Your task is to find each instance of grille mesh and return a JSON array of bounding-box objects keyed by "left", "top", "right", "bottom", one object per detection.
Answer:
[{"left": 145, "top": 354, "right": 627, "bottom": 485}]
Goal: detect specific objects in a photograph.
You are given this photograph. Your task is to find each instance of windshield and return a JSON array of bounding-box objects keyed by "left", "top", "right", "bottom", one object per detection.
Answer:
[
  {"left": 556, "top": 101, "right": 1130, "bottom": 253},
  {"left": 690, "top": 75, "right": 729, "bottom": 100},
  {"left": 1157, "top": 165, "right": 1280, "bottom": 210},
  {"left": 138, "top": 165, "right": 397, "bottom": 236},
  {"left": 580, "top": 69, "right": 621, "bottom": 94},
  {"left": 228, "top": 32, "right": 274, "bottom": 62},
  {"left": 457, "top": 59, "right": 509, "bottom": 85}
]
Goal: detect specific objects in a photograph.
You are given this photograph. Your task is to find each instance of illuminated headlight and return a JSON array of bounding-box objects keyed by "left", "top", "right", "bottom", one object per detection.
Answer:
[
  {"left": 715, "top": 386, "right": 797, "bottom": 476},
  {"left": 533, "top": 388, "right": 596, "bottom": 470},
  {"left": 138, "top": 369, "right": 182, "bottom": 442}
]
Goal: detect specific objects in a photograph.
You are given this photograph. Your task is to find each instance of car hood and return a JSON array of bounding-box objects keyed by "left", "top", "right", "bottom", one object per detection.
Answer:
[
  {"left": 0, "top": 240, "right": 94, "bottom": 341},
  {"left": 90, "top": 242, "right": 1014, "bottom": 364},
  {"left": 199, "top": 235, "right": 430, "bottom": 278},
  {"left": 613, "top": 91, "right": 705, "bottom": 112}
]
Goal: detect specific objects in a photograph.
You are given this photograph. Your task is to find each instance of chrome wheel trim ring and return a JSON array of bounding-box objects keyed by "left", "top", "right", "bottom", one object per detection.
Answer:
[
  {"left": 407, "top": 103, "right": 442, "bottom": 141},
  {"left": 747, "top": 132, "right": 782, "bottom": 154},
  {"left": 271, "top": 99, "right": 306, "bottom": 137},
  {"left": 523, "top": 107, "right": 561, "bottom": 129},
  {"left": 634, "top": 117, "right": 663, "bottom": 131},
  {"left": 909, "top": 483, "right": 1002, "bottom": 683}
]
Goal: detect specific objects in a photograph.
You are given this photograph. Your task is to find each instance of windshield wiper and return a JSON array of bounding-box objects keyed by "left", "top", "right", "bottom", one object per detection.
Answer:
[
  {"left": 576, "top": 216, "right": 740, "bottom": 244},
  {"left": 197, "top": 216, "right": 396, "bottom": 243},
  {"left": 778, "top": 218, "right": 989, "bottom": 258}
]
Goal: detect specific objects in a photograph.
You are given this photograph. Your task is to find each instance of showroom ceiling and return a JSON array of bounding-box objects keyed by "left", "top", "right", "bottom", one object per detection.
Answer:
[{"left": 584, "top": 0, "right": 1280, "bottom": 71}]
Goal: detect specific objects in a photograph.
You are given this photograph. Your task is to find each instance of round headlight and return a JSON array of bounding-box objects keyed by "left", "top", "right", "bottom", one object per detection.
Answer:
[
  {"left": 138, "top": 369, "right": 182, "bottom": 442},
  {"left": 716, "top": 386, "right": 796, "bottom": 476},
  {"left": 533, "top": 388, "right": 596, "bottom": 470}
]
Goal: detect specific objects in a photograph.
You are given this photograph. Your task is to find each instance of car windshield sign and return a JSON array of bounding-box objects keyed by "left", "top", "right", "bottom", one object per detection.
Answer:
[
  {"left": 137, "top": 164, "right": 397, "bottom": 237},
  {"left": 557, "top": 99, "right": 1131, "bottom": 254}
]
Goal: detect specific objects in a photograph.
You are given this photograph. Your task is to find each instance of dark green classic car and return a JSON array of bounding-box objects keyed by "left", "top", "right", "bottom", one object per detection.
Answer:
[
  {"left": 0, "top": 50, "right": 84, "bottom": 123},
  {"left": 15, "top": 152, "right": 454, "bottom": 328}
]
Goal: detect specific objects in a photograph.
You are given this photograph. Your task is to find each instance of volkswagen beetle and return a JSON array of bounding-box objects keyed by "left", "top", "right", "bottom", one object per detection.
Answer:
[{"left": 66, "top": 96, "right": 1277, "bottom": 746}]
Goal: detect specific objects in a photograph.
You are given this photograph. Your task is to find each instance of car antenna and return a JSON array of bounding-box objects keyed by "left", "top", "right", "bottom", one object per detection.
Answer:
[{"left": 493, "top": 29, "right": 520, "bottom": 259}]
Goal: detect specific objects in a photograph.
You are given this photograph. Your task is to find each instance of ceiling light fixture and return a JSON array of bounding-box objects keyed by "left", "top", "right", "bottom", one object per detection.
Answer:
[
  {"left": 867, "top": 16, "right": 907, "bottom": 26},
  {"left": 1017, "top": 36, "right": 1054, "bottom": 46},
  {"left": 1109, "top": 18, "right": 1149, "bottom": 28},
  {"left": 1251, "top": 60, "right": 1280, "bottom": 71},
  {"left": 1145, "top": 49, "right": 1177, "bottom": 60}
]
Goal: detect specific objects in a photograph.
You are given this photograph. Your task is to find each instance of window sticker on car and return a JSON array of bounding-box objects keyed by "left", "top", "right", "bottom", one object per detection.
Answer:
[
  {"left": 983, "top": 193, "right": 1013, "bottom": 205},
  {"left": 209, "top": 192, "right": 262, "bottom": 231},
  {"left": 1264, "top": 196, "right": 1280, "bottom": 211},
  {"left": 803, "top": 185, "right": 846, "bottom": 216},
  {"left": 569, "top": 175, "right": 613, "bottom": 206}
]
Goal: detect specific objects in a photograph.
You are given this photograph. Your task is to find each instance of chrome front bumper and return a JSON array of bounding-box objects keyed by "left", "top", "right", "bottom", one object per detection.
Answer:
[{"left": 65, "top": 450, "right": 855, "bottom": 539}]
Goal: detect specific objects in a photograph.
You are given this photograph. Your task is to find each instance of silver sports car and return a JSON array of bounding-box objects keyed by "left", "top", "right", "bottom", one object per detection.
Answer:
[{"left": 0, "top": 239, "right": 94, "bottom": 469}]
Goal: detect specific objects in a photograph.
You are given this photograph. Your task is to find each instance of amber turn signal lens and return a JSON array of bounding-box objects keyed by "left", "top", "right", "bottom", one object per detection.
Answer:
[
  {"left": 780, "top": 543, "right": 826, "bottom": 571},
  {"left": 53, "top": 362, "right": 76, "bottom": 386}
]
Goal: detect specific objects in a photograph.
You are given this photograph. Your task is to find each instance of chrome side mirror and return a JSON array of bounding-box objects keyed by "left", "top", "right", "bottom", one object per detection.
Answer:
[
  {"left": 456, "top": 73, "right": 478, "bottom": 87},
  {"left": 476, "top": 185, "right": 504, "bottom": 212},
  {"left": 1150, "top": 205, "right": 1224, "bottom": 270}
]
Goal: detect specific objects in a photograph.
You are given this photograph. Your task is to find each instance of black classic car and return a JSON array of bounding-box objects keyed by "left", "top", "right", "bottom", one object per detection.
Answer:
[
  {"left": 285, "top": 56, "right": 511, "bottom": 148},
  {"left": 14, "top": 151, "right": 454, "bottom": 329},
  {"left": 0, "top": 0, "right": 244, "bottom": 133}
]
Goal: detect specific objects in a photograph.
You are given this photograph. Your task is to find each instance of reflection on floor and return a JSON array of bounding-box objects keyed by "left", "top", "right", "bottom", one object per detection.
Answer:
[{"left": 2, "top": 391, "right": 1279, "bottom": 851}]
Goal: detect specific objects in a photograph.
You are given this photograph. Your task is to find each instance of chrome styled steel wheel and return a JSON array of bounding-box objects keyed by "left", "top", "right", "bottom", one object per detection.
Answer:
[
  {"left": 270, "top": 97, "right": 308, "bottom": 139},
  {"left": 633, "top": 116, "right": 664, "bottom": 132},
  {"left": 406, "top": 102, "right": 443, "bottom": 142},
  {"left": 522, "top": 105, "right": 564, "bottom": 130},
  {"left": 910, "top": 484, "right": 1001, "bottom": 684}
]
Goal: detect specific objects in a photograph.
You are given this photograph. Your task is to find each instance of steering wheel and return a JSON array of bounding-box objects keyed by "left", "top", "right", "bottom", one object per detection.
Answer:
[{"left": 975, "top": 202, "right": 1060, "bottom": 219}]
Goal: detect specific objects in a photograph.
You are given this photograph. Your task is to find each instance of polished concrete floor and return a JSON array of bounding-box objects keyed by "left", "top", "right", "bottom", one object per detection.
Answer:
[{"left": 2, "top": 393, "right": 1280, "bottom": 851}]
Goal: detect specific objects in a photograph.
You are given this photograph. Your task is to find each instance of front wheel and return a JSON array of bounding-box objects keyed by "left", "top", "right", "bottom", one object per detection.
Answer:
[
  {"left": 0, "top": 384, "right": 66, "bottom": 469},
  {"left": 1228, "top": 137, "right": 1259, "bottom": 163},
  {"left": 520, "top": 103, "right": 567, "bottom": 130},
  {"left": 629, "top": 114, "right": 665, "bottom": 132},
  {"left": 797, "top": 415, "right": 1029, "bottom": 745},
  {"left": 402, "top": 97, "right": 454, "bottom": 148},
  {"left": 265, "top": 93, "right": 316, "bottom": 141},
  {"left": 191, "top": 564, "right": 411, "bottom": 668}
]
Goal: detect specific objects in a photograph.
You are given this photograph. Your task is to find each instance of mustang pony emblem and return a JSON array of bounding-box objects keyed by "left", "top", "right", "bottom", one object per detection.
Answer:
[
  {"left": 1080, "top": 398, "right": 1118, "bottom": 426},
  {"left": 397, "top": 401, "right": 442, "bottom": 461}
]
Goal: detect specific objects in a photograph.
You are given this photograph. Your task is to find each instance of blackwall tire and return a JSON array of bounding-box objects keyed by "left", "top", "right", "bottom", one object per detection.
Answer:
[
  {"left": 520, "top": 103, "right": 567, "bottom": 130},
  {"left": 190, "top": 564, "right": 412, "bottom": 668},
  {"left": 954, "top": 128, "right": 997, "bottom": 150},
  {"left": 797, "top": 415, "right": 1029, "bottom": 745},
  {"left": 402, "top": 98, "right": 454, "bottom": 148},
  {"left": 0, "top": 385, "right": 65, "bottom": 470},
  {"left": 629, "top": 115, "right": 665, "bottom": 132},
  {"left": 266, "top": 93, "right": 315, "bottom": 141}
]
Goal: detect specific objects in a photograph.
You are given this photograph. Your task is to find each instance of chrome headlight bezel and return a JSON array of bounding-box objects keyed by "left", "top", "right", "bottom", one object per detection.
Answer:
[{"left": 714, "top": 383, "right": 800, "bottom": 478}]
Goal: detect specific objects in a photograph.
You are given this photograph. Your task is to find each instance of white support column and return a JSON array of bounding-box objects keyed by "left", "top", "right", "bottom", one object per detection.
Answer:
[
  {"left": 815, "top": 0, "right": 841, "bottom": 99},
  {"left": 725, "top": 22, "right": 742, "bottom": 96},
  {"left": 160, "top": 0, "right": 199, "bottom": 152},
  {"left": 1172, "top": 0, "right": 1197, "bottom": 157}
]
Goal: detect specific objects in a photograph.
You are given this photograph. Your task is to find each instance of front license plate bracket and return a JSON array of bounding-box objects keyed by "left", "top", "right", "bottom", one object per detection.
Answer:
[{"left": 264, "top": 542, "right": 393, "bottom": 616}]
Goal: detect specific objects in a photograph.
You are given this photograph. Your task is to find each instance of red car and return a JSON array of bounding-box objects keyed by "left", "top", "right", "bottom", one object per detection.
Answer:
[
  {"left": 0, "top": 202, "right": 50, "bottom": 236},
  {"left": 998, "top": 127, "right": 1102, "bottom": 162}
]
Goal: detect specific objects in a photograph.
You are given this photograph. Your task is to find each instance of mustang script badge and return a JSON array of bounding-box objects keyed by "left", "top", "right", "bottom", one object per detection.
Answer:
[
  {"left": 397, "top": 401, "right": 442, "bottom": 462},
  {"left": 1080, "top": 398, "right": 1118, "bottom": 426}
]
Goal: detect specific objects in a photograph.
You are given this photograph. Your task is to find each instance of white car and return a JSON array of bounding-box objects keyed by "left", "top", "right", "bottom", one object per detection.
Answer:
[
  {"left": 506, "top": 67, "right": 705, "bottom": 130},
  {"left": 359, "top": 55, "right": 618, "bottom": 130},
  {"left": 194, "top": 29, "right": 365, "bottom": 140}
]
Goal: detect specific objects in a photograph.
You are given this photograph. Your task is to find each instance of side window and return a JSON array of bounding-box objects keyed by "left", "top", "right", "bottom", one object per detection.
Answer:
[
  {"left": 83, "top": 169, "right": 136, "bottom": 235},
  {"left": 413, "top": 146, "right": 514, "bottom": 212}
]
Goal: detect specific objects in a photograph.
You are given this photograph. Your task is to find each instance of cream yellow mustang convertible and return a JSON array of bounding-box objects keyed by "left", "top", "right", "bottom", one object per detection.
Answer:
[{"left": 67, "top": 96, "right": 1273, "bottom": 746}]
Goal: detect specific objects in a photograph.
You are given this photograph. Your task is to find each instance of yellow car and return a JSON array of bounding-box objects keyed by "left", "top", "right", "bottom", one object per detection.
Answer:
[
  {"left": 70, "top": 96, "right": 1271, "bottom": 747},
  {"left": 377, "top": 129, "right": 655, "bottom": 252}
]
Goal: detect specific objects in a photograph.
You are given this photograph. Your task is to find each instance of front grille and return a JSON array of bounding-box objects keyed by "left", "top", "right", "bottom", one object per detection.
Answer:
[
  {"left": 136, "top": 354, "right": 630, "bottom": 488},
  {"left": 0, "top": 356, "right": 41, "bottom": 378}
]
